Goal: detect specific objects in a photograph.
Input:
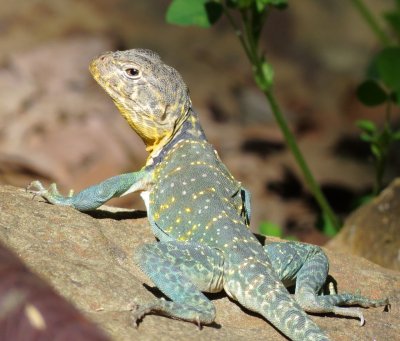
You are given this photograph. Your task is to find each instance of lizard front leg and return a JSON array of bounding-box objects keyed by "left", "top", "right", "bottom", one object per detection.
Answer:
[
  {"left": 264, "top": 241, "right": 389, "bottom": 325},
  {"left": 27, "top": 167, "right": 152, "bottom": 211},
  {"left": 132, "top": 241, "right": 225, "bottom": 327}
]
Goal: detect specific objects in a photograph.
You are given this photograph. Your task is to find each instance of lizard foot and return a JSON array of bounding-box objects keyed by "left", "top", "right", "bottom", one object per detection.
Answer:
[
  {"left": 27, "top": 181, "right": 74, "bottom": 205},
  {"left": 27, "top": 181, "right": 64, "bottom": 200},
  {"left": 128, "top": 299, "right": 205, "bottom": 329},
  {"left": 129, "top": 301, "right": 153, "bottom": 328},
  {"left": 26, "top": 180, "right": 49, "bottom": 198}
]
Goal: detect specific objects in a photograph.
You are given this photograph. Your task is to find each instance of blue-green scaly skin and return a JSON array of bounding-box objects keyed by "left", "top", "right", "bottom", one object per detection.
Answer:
[{"left": 28, "top": 49, "right": 388, "bottom": 341}]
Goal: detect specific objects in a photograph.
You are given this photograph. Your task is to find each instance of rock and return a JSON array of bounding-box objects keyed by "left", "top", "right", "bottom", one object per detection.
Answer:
[
  {"left": 0, "top": 185, "right": 399, "bottom": 340},
  {"left": 328, "top": 178, "right": 400, "bottom": 272},
  {"left": 0, "top": 241, "right": 109, "bottom": 341}
]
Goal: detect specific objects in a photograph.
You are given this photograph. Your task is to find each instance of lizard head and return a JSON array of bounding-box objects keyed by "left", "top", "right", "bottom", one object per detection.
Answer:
[{"left": 89, "top": 49, "right": 192, "bottom": 153}]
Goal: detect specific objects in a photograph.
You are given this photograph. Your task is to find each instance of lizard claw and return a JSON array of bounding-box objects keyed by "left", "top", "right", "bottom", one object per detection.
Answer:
[
  {"left": 359, "top": 314, "right": 365, "bottom": 326},
  {"left": 328, "top": 281, "right": 336, "bottom": 295},
  {"left": 384, "top": 299, "right": 391, "bottom": 312},
  {"left": 195, "top": 316, "right": 202, "bottom": 330}
]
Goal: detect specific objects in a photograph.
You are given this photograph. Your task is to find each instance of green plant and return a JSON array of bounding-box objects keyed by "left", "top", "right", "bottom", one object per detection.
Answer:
[
  {"left": 258, "top": 221, "right": 297, "bottom": 240},
  {"left": 351, "top": 1, "right": 400, "bottom": 194},
  {"left": 166, "top": 0, "right": 341, "bottom": 233},
  {"left": 357, "top": 119, "right": 400, "bottom": 194}
]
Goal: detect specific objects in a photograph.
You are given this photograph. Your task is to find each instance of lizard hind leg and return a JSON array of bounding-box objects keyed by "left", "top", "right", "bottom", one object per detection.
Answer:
[
  {"left": 132, "top": 241, "right": 225, "bottom": 327},
  {"left": 265, "top": 241, "right": 389, "bottom": 325},
  {"left": 292, "top": 248, "right": 389, "bottom": 325}
]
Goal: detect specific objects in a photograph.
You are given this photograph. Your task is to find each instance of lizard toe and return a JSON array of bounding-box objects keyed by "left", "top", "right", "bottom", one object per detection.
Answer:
[
  {"left": 130, "top": 302, "right": 154, "bottom": 328},
  {"left": 26, "top": 180, "right": 47, "bottom": 196}
]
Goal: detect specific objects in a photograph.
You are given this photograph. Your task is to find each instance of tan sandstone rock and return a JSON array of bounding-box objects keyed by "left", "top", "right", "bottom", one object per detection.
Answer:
[
  {"left": 0, "top": 185, "right": 398, "bottom": 340},
  {"left": 328, "top": 178, "right": 400, "bottom": 271}
]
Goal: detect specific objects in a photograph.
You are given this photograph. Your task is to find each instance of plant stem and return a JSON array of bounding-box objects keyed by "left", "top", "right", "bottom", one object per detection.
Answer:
[
  {"left": 222, "top": 7, "right": 254, "bottom": 63},
  {"left": 265, "top": 92, "right": 340, "bottom": 231},
  {"left": 373, "top": 100, "right": 393, "bottom": 195},
  {"left": 223, "top": 4, "right": 341, "bottom": 232},
  {"left": 350, "top": 0, "right": 392, "bottom": 46}
]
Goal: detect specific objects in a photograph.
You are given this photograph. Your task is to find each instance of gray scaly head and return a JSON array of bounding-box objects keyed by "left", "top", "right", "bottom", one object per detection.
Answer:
[{"left": 89, "top": 49, "right": 192, "bottom": 154}]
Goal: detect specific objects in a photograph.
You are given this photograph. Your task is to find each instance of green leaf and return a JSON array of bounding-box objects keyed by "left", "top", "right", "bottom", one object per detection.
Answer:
[
  {"left": 266, "top": 0, "right": 288, "bottom": 9},
  {"left": 237, "top": 0, "right": 287, "bottom": 11},
  {"left": 254, "top": 61, "right": 274, "bottom": 91},
  {"left": 259, "top": 221, "right": 282, "bottom": 237},
  {"left": 371, "top": 144, "right": 382, "bottom": 159},
  {"left": 205, "top": 1, "right": 224, "bottom": 23},
  {"left": 365, "top": 55, "right": 380, "bottom": 80},
  {"left": 356, "top": 80, "right": 388, "bottom": 107},
  {"left": 393, "top": 130, "right": 400, "bottom": 140},
  {"left": 378, "top": 128, "right": 393, "bottom": 147},
  {"left": 227, "top": 0, "right": 254, "bottom": 9},
  {"left": 356, "top": 119, "right": 377, "bottom": 134},
  {"left": 376, "top": 47, "right": 400, "bottom": 105},
  {"left": 384, "top": 12, "right": 400, "bottom": 35},
  {"left": 166, "top": 0, "right": 222, "bottom": 28},
  {"left": 360, "top": 132, "right": 374, "bottom": 142},
  {"left": 256, "top": 0, "right": 267, "bottom": 12},
  {"left": 261, "top": 62, "right": 274, "bottom": 87},
  {"left": 352, "top": 193, "right": 374, "bottom": 208}
]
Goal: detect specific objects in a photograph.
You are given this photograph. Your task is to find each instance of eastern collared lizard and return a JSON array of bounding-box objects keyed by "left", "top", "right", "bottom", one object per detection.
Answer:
[{"left": 28, "top": 49, "right": 388, "bottom": 341}]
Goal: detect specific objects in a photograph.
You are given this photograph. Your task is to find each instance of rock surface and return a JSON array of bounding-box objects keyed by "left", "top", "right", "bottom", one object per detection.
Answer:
[
  {"left": 0, "top": 241, "right": 109, "bottom": 341},
  {"left": 328, "top": 178, "right": 400, "bottom": 271},
  {"left": 0, "top": 185, "right": 399, "bottom": 340}
]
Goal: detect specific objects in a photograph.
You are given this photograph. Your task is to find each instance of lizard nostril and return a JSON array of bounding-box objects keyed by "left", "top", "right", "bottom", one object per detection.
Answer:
[{"left": 98, "top": 51, "right": 113, "bottom": 62}]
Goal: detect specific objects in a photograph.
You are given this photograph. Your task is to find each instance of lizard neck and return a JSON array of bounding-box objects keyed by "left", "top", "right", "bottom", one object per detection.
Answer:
[{"left": 146, "top": 108, "right": 207, "bottom": 166}]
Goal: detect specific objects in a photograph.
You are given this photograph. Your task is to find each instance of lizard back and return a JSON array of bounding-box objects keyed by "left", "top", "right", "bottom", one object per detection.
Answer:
[{"left": 149, "top": 134, "right": 255, "bottom": 249}]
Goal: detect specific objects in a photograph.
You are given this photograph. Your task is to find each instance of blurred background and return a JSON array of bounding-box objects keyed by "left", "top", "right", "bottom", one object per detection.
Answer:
[{"left": 0, "top": 0, "right": 397, "bottom": 244}]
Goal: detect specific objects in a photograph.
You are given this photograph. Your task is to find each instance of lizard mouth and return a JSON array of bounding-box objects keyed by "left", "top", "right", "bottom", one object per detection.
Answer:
[
  {"left": 89, "top": 55, "right": 105, "bottom": 84},
  {"left": 89, "top": 53, "right": 122, "bottom": 102}
]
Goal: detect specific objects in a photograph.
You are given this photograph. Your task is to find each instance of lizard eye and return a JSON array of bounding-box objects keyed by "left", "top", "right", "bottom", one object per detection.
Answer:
[{"left": 125, "top": 68, "right": 140, "bottom": 79}]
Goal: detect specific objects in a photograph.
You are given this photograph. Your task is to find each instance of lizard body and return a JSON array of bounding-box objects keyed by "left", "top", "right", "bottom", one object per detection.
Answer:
[{"left": 28, "top": 49, "right": 388, "bottom": 341}]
